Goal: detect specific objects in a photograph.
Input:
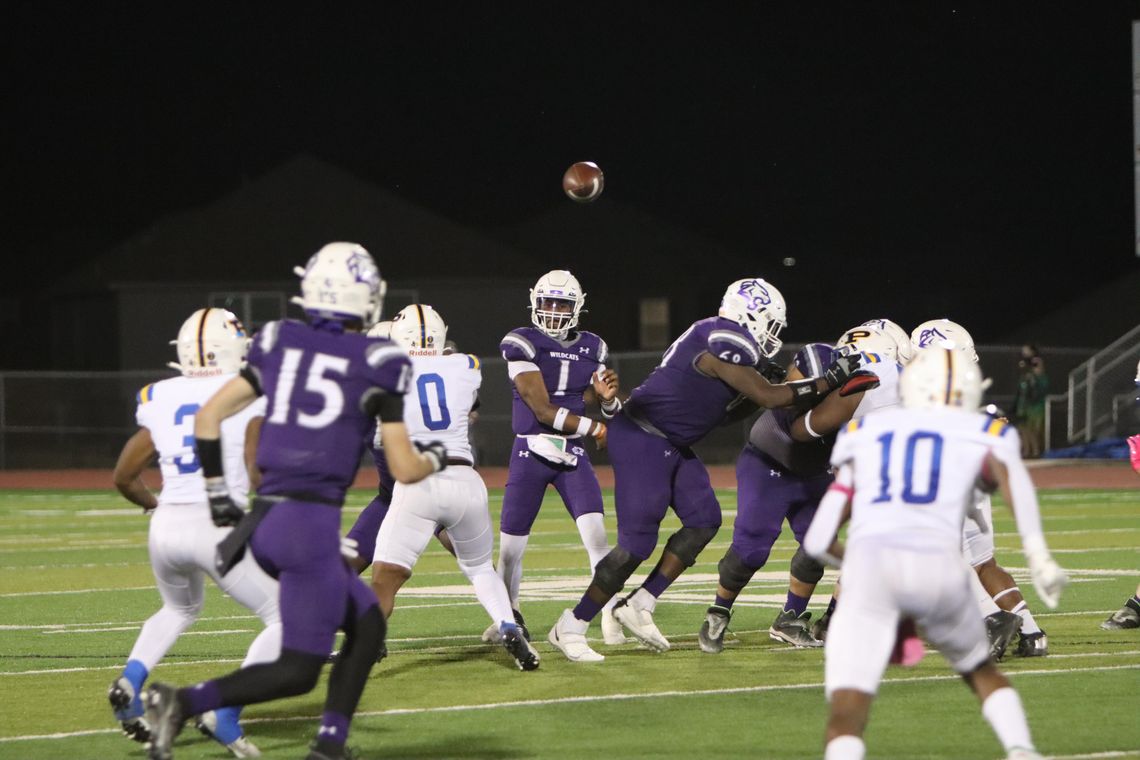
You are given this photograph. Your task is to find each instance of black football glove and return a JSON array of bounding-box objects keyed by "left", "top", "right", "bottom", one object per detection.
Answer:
[
  {"left": 760, "top": 363, "right": 788, "bottom": 384},
  {"left": 838, "top": 371, "right": 881, "bottom": 397},
  {"left": 205, "top": 478, "right": 244, "bottom": 527},
  {"left": 823, "top": 353, "right": 864, "bottom": 390},
  {"left": 415, "top": 441, "right": 449, "bottom": 473}
]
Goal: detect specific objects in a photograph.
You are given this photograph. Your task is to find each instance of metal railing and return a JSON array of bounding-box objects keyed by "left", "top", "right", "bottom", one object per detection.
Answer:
[{"left": 1062, "top": 325, "right": 1140, "bottom": 443}]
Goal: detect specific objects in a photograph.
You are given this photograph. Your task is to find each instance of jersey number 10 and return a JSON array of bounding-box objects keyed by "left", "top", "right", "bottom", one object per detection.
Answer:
[{"left": 872, "top": 431, "right": 943, "bottom": 505}]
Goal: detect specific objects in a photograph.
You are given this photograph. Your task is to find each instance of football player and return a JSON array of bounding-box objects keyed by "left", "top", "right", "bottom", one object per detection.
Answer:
[
  {"left": 700, "top": 323, "right": 903, "bottom": 653},
  {"left": 343, "top": 320, "right": 455, "bottom": 581},
  {"left": 803, "top": 347, "right": 1067, "bottom": 760},
  {"left": 548, "top": 278, "right": 865, "bottom": 662},
  {"left": 108, "top": 308, "right": 276, "bottom": 758},
  {"left": 369, "top": 305, "right": 539, "bottom": 670},
  {"left": 490, "top": 270, "right": 626, "bottom": 645},
  {"left": 912, "top": 319, "right": 1048, "bottom": 659},
  {"left": 143, "top": 243, "right": 447, "bottom": 760}
]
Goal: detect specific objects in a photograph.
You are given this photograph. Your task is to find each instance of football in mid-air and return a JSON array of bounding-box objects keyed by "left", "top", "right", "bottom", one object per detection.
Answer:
[{"left": 562, "top": 161, "right": 604, "bottom": 203}]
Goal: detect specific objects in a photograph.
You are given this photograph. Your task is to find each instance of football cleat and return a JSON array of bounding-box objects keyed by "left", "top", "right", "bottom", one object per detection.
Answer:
[
  {"left": 108, "top": 676, "right": 152, "bottom": 744},
  {"left": 512, "top": 609, "right": 531, "bottom": 641},
  {"left": 1014, "top": 631, "right": 1048, "bottom": 657},
  {"left": 601, "top": 606, "right": 629, "bottom": 645},
  {"left": 611, "top": 595, "right": 670, "bottom": 652},
  {"left": 305, "top": 740, "right": 361, "bottom": 760},
  {"left": 501, "top": 625, "right": 541, "bottom": 671},
  {"left": 1100, "top": 603, "right": 1140, "bottom": 630},
  {"left": 811, "top": 608, "right": 833, "bottom": 642},
  {"left": 985, "top": 610, "right": 1023, "bottom": 661},
  {"left": 142, "top": 682, "right": 185, "bottom": 760},
  {"left": 548, "top": 609, "right": 605, "bottom": 662},
  {"left": 483, "top": 609, "right": 530, "bottom": 644},
  {"left": 768, "top": 609, "right": 824, "bottom": 648},
  {"left": 196, "top": 709, "right": 262, "bottom": 758},
  {"left": 698, "top": 605, "right": 732, "bottom": 654}
]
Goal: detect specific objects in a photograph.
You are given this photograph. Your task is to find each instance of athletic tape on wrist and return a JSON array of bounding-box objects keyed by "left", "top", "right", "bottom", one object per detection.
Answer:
[{"left": 553, "top": 407, "right": 570, "bottom": 432}]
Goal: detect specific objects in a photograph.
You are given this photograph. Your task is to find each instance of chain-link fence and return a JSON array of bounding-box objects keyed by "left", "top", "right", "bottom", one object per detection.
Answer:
[{"left": 0, "top": 345, "right": 1107, "bottom": 469}]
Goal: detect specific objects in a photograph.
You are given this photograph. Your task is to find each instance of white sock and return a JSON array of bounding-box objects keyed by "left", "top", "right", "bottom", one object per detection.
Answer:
[
  {"left": 629, "top": 587, "right": 657, "bottom": 612},
  {"left": 1010, "top": 601, "right": 1042, "bottom": 635},
  {"left": 824, "top": 735, "right": 865, "bottom": 760},
  {"left": 971, "top": 571, "right": 1000, "bottom": 616},
  {"left": 465, "top": 562, "right": 516, "bottom": 627},
  {"left": 127, "top": 605, "right": 197, "bottom": 671},
  {"left": 241, "top": 622, "right": 282, "bottom": 667},
  {"left": 981, "top": 687, "right": 1034, "bottom": 752},
  {"left": 575, "top": 513, "right": 619, "bottom": 612},
  {"left": 496, "top": 532, "right": 529, "bottom": 608}
]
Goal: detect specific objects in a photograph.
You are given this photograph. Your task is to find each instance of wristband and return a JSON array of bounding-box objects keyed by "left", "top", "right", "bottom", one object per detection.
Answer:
[
  {"left": 601, "top": 396, "right": 621, "bottom": 414},
  {"left": 788, "top": 379, "right": 822, "bottom": 408},
  {"left": 576, "top": 416, "right": 596, "bottom": 437},
  {"left": 803, "top": 409, "right": 823, "bottom": 439},
  {"left": 196, "top": 437, "right": 224, "bottom": 479},
  {"left": 553, "top": 407, "right": 571, "bottom": 432}
]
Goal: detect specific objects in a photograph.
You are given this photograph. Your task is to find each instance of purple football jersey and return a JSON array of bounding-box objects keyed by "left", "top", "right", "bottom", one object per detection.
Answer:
[
  {"left": 500, "top": 327, "right": 608, "bottom": 436},
  {"left": 747, "top": 408, "right": 835, "bottom": 477},
  {"left": 247, "top": 320, "right": 410, "bottom": 504},
  {"left": 625, "top": 317, "right": 768, "bottom": 448}
]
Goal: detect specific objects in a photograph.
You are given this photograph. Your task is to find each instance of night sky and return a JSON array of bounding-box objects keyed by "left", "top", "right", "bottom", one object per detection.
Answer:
[{"left": 9, "top": 5, "right": 1139, "bottom": 348}]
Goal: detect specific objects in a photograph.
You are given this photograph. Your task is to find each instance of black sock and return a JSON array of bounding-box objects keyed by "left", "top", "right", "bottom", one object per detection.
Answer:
[
  {"left": 213, "top": 649, "right": 325, "bottom": 708},
  {"left": 1126, "top": 595, "right": 1140, "bottom": 614},
  {"left": 324, "top": 605, "right": 385, "bottom": 718}
]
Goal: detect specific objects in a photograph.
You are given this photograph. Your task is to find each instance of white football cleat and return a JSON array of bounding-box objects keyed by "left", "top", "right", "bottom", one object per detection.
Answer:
[
  {"left": 548, "top": 609, "right": 604, "bottom": 662},
  {"left": 601, "top": 606, "right": 628, "bottom": 645},
  {"left": 1005, "top": 749, "right": 1044, "bottom": 760},
  {"left": 612, "top": 591, "right": 670, "bottom": 652},
  {"left": 481, "top": 621, "right": 502, "bottom": 644}
]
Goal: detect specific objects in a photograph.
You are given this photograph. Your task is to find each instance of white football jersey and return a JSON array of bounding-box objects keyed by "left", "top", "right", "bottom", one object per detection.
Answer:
[
  {"left": 830, "top": 406, "right": 1020, "bottom": 553},
  {"left": 135, "top": 374, "right": 267, "bottom": 507},
  {"left": 401, "top": 353, "right": 482, "bottom": 462},
  {"left": 850, "top": 352, "right": 901, "bottom": 420}
]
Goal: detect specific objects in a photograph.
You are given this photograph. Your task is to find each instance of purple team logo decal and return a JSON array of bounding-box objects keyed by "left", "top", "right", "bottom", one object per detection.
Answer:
[
  {"left": 737, "top": 279, "right": 772, "bottom": 310},
  {"left": 346, "top": 250, "right": 379, "bottom": 285},
  {"left": 917, "top": 327, "right": 948, "bottom": 348}
]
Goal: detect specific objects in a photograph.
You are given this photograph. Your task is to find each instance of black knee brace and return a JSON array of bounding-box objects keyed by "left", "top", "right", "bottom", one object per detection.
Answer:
[
  {"left": 664, "top": 526, "right": 718, "bottom": 567},
  {"left": 593, "top": 547, "right": 642, "bottom": 596},
  {"left": 717, "top": 547, "right": 758, "bottom": 594},
  {"left": 790, "top": 546, "right": 825, "bottom": 585}
]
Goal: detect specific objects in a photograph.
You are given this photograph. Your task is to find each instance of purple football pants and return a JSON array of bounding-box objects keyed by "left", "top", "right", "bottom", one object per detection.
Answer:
[
  {"left": 732, "top": 446, "right": 832, "bottom": 568},
  {"left": 500, "top": 436, "right": 604, "bottom": 536},
  {"left": 608, "top": 413, "right": 721, "bottom": 561},
  {"left": 250, "top": 500, "right": 378, "bottom": 656}
]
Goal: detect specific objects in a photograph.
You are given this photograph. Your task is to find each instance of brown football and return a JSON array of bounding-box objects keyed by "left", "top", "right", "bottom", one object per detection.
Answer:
[{"left": 562, "top": 161, "right": 604, "bottom": 203}]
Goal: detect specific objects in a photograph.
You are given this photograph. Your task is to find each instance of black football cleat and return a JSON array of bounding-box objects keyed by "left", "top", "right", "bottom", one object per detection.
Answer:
[{"left": 985, "top": 610, "right": 1023, "bottom": 661}]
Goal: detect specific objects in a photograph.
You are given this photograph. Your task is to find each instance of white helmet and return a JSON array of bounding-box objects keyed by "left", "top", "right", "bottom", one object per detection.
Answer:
[
  {"left": 366, "top": 320, "right": 393, "bottom": 340},
  {"left": 836, "top": 323, "right": 901, "bottom": 363},
  {"left": 530, "top": 270, "right": 585, "bottom": 339},
  {"left": 900, "top": 346, "right": 983, "bottom": 411},
  {"left": 910, "top": 319, "right": 977, "bottom": 362},
  {"left": 861, "top": 318, "right": 914, "bottom": 365},
  {"left": 718, "top": 278, "right": 787, "bottom": 358},
  {"left": 167, "top": 308, "right": 250, "bottom": 377},
  {"left": 390, "top": 304, "right": 448, "bottom": 356},
  {"left": 291, "top": 242, "right": 386, "bottom": 327}
]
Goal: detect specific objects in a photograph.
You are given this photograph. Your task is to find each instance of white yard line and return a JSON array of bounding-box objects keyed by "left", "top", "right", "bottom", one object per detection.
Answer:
[{"left": 0, "top": 663, "right": 1134, "bottom": 744}]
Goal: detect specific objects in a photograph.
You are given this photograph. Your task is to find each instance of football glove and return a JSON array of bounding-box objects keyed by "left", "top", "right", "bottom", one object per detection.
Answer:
[
  {"left": 837, "top": 371, "right": 880, "bottom": 397},
  {"left": 760, "top": 363, "right": 788, "bottom": 384},
  {"left": 416, "top": 441, "right": 449, "bottom": 473},
  {"left": 823, "top": 353, "right": 864, "bottom": 390},
  {"left": 205, "top": 477, "right": 244, "bottom": 527},
  {"left": 1024, "top": 535, "right": 1067, "bottom": 609}
]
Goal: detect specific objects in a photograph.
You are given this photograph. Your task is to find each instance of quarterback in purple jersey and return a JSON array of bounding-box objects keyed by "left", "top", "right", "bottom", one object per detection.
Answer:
[
  {"left": 489, "top": 270, "right": 626, "bottom": 645},
  {"left": 142, "top": 243, "right": 447, "bottom": 760},
  {"left": 548, "top": 278, "right": 867, "bottom": 662}
]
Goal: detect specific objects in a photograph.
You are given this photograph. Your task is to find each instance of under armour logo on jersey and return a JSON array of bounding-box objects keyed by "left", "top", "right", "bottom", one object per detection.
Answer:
[
  {"left": 770, "top": 469, "right": 782, "bottom": 477},
  {"left": 518, "top": 450, "right": 529, "bottom": 458},
  {"left": 579, "top": 346, "right": 590, "bottom": 354},
  {"left": 664, "top": 450, "right": 674, "bottom": 458},
  {"left": 318, "top": 726, "right": 338, "bottom": 736}
]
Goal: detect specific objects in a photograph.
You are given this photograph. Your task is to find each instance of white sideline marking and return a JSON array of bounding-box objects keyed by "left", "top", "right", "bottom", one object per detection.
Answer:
[
  {"left": 0, "top": 663, "right": 1134, "bottom": 744},
  {"left": 42, "top": 627, "right": 254, "bottom": 636}
]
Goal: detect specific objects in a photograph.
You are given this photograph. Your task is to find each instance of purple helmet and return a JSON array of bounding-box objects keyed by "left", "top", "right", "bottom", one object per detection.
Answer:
[{"left": 794, "top": 342, "right": 837, "bottom": 380}]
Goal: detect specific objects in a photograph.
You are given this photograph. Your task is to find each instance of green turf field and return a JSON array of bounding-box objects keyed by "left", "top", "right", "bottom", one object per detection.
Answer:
[{"left": 0, "top": 487, "right": 1137, "bottom": 759}]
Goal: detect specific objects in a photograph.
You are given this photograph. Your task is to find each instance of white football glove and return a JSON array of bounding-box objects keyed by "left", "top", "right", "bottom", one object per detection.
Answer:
[
  {"left": 340, "top": 536, "right": 360, "bottom": 562},
  {"left": 1024, "top": 535, "right": 1067, "bottom": 609}
]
